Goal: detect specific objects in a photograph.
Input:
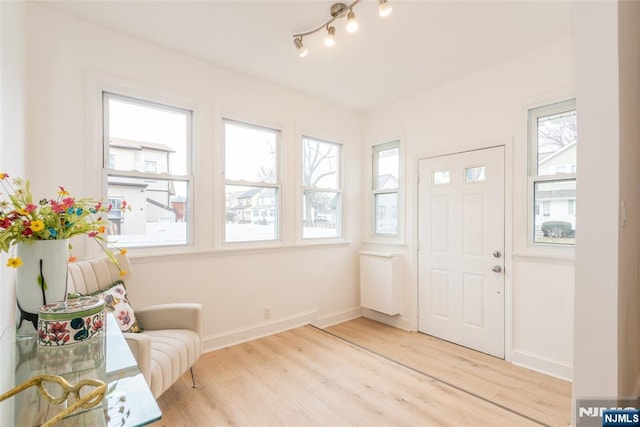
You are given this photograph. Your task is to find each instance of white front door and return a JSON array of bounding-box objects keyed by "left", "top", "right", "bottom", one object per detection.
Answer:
[{"left": 418, "top": 146, "right": 505, "bottom": 358}]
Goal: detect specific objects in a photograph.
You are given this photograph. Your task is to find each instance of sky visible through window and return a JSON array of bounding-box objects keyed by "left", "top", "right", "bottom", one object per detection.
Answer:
[{"left": 108, "top": 99, "right": 188, "bottom": 175}]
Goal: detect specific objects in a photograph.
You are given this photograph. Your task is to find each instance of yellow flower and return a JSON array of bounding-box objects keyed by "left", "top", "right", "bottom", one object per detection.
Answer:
[
  {"left": 119, "top": 270, "right": 127, "bottom": 277},
  {"left": 119, "top": 249, "right": 128, "bottom": 255},
  {"left": 98, "top": 225, "right": 106, "bottom": 234},
  {"left": 0, "top": 173, "right": 7, "bottom": 180},
  {"left": 30, "top": 220, "right": 45, "bottom": 232},
  {"left": 16, "top": 208, "right": 28, "bottom": 216},
  {"left": 7, "top": 257, "right": 23, "bottom": 268}
]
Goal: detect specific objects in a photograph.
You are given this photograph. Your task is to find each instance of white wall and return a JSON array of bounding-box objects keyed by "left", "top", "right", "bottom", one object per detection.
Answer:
[
  {"left": 573, "top": 0, "right": 621, "bottom": 401},
  {"left": 362, "top": 38, "right": 576, "bottom": 379},
  {"left": 573, "top": 0, "right": 640, "bottom": 410},
  {"left": 0, "top": 0, "right": 27, "bottom": 334},
  {"left": 23, "top": 3, "right": 364, "bottom": 350},
  {"left": 0, "top": 1, "right": 27, "bottom": 423}
]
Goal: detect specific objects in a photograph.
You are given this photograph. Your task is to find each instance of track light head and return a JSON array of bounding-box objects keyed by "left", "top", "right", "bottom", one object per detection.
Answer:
[
  {"left": 294, "top": 37, "right": 308, "bottom": 58},
  {"left": 324, "top": 26, "right": 336, "bottom": 47},
  {"left": 346, "top": 9, "right": 359, "bottom": 33},
  {"left": 378, "top": 0, "right": 392, "bottom": 17}
]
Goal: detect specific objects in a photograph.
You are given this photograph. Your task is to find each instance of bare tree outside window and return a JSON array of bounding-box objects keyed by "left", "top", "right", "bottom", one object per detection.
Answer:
[
  {"left": 537, "top": 110, "right": 577, "bottom": 175},
  {"left": 302, "top": 137, "right": 341, "bottom": 239}
]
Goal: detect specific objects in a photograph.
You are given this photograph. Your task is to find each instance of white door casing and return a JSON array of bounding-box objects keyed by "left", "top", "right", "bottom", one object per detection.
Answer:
[{"left": 418, "top": 146, "right": 505, "bottom": 358}]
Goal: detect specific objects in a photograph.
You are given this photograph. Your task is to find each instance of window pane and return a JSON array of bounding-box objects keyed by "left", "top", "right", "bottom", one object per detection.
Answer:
[
  {"left": 107, "top": 176, "right": 188, "bottom": 247},
  {"left": 433, "top": 170, "right": 450, "bottom": 185},
  {"left": 376, "top": 147, "right": 399, "bottom": 190},
  {"left": 225, "top": 185, "right": 277, "bottom": 242},
  {"left": 534, "top": 180, "right": 576, "bottom": 244},
  {"left": 465, "top": 166, "right": 486, "bottom": 182},
  {"left": 225, "top": 121, "right": 278, "bottom": 183},
  {"left": 303, "top": 190, "right": 340, "bottom": 239},
  {"left": 537, "top": 109, "right": 577, "bottom": 176},
  {"left": 375, "top": 192, "right": 398, "bottom": 235},
  {"left": 303, "top": 138, "right": 339, "bottom": 189},
  {"left": 107, "top": 96, "right": 189, "bottom": 175}
]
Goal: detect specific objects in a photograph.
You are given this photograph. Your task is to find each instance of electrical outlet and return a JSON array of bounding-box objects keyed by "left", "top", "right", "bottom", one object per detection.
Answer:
[{"left": 264, "top": 307, "right": 271, "bottom": 320}]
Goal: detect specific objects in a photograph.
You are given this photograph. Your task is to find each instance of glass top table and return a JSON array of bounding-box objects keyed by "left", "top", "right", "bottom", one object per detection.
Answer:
[{"left": 0, "top": 314, "right": 161, "bottom": 426}]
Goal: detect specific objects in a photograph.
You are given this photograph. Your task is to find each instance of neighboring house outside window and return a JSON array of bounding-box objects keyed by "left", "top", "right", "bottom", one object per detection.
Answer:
[
  {"left": 529, "top": 99, "right": 577, "bottom": 245},
  {"left": 103, "top": 92, "right": 193, "bottom": 248},
  {"left": 224, "top": 119, "right": 280, "bottom": 243},
  {"left": 373, "top": 141, "right": 400, "bottom": 236},
  {"left": 302, "top": 136, "right": 342, "bottom": 239}
]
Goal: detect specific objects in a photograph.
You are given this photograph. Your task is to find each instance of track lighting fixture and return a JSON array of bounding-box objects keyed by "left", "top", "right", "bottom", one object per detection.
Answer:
[
  {"left": 294, "top": 37, "right": 308, "bottom": 58},
  {"left": 292, "top": 0, "right": 391, "bottom": 57},
  {"left": 378, "top": 0, "right": 392, "bottom": 18},
  {"left": 324, "top": 25, "right": 336, "bottom": 47},
  {"left": 346, "top": 9, "right": 359, "bottom": 33}
]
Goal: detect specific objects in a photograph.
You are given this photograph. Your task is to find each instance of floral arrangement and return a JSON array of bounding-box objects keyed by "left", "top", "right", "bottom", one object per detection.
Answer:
[{"left": 0, "top": 173, "right": 129, "bottom": 273}]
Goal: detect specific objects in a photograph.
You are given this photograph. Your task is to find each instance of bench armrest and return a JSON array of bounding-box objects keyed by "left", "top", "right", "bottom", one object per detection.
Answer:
[{"left": 135, "top": 303, "right": 203, "bottom": 337}]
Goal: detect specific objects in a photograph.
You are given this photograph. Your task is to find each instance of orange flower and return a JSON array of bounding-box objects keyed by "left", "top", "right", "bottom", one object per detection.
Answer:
[{"left": 68, "top": 256, "right": 78, "bottom": 263}]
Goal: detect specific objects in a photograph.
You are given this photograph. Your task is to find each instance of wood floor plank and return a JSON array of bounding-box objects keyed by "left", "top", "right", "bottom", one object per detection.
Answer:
[
  {"left": 151, "top": 319, "right": 559, "bottom": 426},
  {"left": 325, "top": 317, "right": 572, "bottom": 426}
]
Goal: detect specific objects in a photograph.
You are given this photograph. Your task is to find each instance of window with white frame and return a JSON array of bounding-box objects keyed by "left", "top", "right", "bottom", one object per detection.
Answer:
[
  {"left": 103, "top": 92, "right": 192, "bottom": 248},
  {"left": 373, "top": 141, "right": 400, "bottom": 236},
  {"left": 224, "top": 119, "right": 280, "bottom": 243},
  {"left": 302, "top": 137, "right": 342, "bottom": 239},
  {"left": 528, "top": 99, "right": 576, "bottom": 245}
]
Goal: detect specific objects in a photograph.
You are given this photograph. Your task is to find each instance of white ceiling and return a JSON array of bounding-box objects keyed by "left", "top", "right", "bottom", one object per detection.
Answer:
[{"left": 40, "top": 0, "right": 575, "bottom": 112}]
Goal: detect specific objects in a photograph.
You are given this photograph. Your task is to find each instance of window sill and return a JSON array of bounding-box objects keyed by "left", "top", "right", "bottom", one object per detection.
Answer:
[
  {"left": 361, "top": 238, "right": 406, "bottom": 247},
  {"left": 512, "top": 249, "right": 575, "bottom": 265},
  {"left": 127, "top": 241, "right": 354, "bottom": 264}
]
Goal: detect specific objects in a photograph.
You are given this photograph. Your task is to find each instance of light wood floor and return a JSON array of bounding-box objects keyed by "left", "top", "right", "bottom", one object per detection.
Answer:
[
  {"left": 326, "top": 317, "right": 571, "bottom": 426},
  {"left": 152, "top": 317, "right": 571, "bottom": 426}
]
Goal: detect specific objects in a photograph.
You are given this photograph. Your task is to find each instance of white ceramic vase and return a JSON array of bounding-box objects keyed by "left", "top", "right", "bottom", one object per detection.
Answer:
[{"left": 15, "top": 239, "right": 69, "bottom": 336}]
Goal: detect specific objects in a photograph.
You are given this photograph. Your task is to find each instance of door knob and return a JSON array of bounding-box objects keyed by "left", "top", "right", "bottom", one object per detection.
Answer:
[
  {"left": 492, "top": 265, "right": 502, "bottom": 273},
  {"left": 493, "top": 250, "right": 502, "bottom": 258}
]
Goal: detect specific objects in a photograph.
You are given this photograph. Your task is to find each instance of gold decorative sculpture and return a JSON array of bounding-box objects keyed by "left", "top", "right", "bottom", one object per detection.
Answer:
[{"left": 0, "top": 374, "right": 106, "bottom": 426}]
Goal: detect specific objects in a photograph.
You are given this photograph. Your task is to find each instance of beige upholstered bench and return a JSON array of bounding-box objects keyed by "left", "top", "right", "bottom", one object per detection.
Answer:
[{"left": 67, "top": 253, "right": 203, "bottom": 398}]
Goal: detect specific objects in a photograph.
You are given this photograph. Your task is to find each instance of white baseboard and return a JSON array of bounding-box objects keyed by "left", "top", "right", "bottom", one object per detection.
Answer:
[
  {"left": 511, "top": 348, "right": 573, "bottom": 382},
  {"left": 312, "top": 307, "right": 363, "bottom": 328},
  {"left": 202, "top": 310, "right": 317, "bottom": 353},
  {"left": 362, "top": 308, "right": 412, "bottom": 331}
]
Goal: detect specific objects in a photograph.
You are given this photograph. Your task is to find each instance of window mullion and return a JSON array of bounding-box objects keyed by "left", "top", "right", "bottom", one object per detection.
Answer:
[
  {"left": 226, "top": 180, "right": 279, "bottom": 189},
  {"left": 106, "top": 169, "right": 192, "bottom": 182}
]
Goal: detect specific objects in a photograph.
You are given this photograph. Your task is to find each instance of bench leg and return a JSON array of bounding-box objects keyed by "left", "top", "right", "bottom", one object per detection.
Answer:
[{"left": 190, "top": 367, "right": 197, "bottom": 388}]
